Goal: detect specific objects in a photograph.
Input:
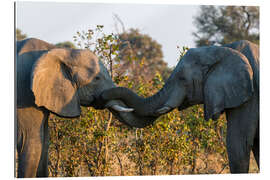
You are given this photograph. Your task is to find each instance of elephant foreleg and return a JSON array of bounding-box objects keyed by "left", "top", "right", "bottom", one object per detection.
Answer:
[
  {"left": 226, "top": 124, "right": 251, "bottom": 173},
  {"left": 252, "top": 126, "right": 259, "bottom": 170},
  {"left": 17, "top": 107, "right": 49, "bottom": 177},
  {"left": 225, "top": 96, "right": 259, "bottom": 173},
  {"left": 37, "top": 114, "right": 49, "bottom": 177},
  {"left": 17, "top": 134, "right": 43, "bottom": 177}
]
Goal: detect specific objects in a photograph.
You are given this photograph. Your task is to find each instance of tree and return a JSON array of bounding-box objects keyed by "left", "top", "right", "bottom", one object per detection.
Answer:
[
  {"left": 55, "top": 41, "right": 77, "bottom": 49},
  {"left": 16, "top": 29, "right": 27, "bottom": 40},
  {"left": 117, "top": 29, "right": 171, "bottom": 82},
  {"left": 193, "top": 6, "right": 259, "bottom": 46}
]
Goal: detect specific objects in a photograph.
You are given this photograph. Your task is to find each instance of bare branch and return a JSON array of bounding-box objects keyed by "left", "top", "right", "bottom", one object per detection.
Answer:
[{"left": 113, "top": 13, "right": 126, "bottom": 34}]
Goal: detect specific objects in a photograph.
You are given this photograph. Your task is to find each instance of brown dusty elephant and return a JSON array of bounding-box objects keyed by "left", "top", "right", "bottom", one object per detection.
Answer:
[
  {"left": 16, "top": 38, "right": 145, "bottom": 177},
  {"left": 99, "top": 40, "right": 259, "bottom": 173}
]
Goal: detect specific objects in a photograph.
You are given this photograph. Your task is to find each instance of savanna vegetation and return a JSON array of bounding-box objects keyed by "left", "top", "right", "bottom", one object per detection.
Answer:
[{"left": 16, "top": 5, "right": 259, "bottom": 177}]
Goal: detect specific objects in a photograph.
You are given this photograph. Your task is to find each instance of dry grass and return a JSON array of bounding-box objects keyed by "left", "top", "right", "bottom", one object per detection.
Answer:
[
  {"left": 15, "top": 141, "right": 259, "bottom": 177},
  {"left": 99, "top": 150, "right": 259, "bottom": 176}
]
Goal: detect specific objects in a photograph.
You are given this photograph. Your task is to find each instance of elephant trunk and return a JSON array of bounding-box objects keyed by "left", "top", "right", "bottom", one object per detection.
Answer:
[{"left": 100, "top": 79, "right": 178, "bottom": 117}]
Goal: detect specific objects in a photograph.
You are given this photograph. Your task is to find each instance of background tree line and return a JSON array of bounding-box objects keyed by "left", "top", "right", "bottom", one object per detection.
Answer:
[
  {"left": 193, "top": 6, "right": 259, "bottom": 46},
  {"left": 16, "top": 5, "right": 259, "bottom": 176}
]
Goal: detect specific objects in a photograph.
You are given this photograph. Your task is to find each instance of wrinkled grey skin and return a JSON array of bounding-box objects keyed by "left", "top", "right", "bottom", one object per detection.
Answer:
[
  {"left": 16, "top": 38, "right": 141, "bottom": 177},
  {"left": 100, "top": 40, "right": 259, "bottom": 173}
]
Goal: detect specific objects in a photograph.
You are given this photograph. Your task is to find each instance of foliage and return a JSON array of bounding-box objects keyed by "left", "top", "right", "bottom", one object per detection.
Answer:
[
  {"left": 73, "top": 25, "right": 120, "bottom": 75},
  {"left": 193, "top": 6, "right": 259, "bottom": 46},
  {"left": 55, "top": 41, "right": 77, "bottom": 49},
  {"left": 47, "top": 25, "right": 258, "bottom": 177},
  {"left": 72, "top": 27, "right": 171, "bottom": 82},
  {"left": 16, "top": 29, "right": 27, "bottom": 40},
  {"left": 177, "top": 46, "right": 189, "bottom": 60},
  {"left": 48, "top": 108, "right": 116, "bottom": 176},
  {"left": 117, "top": 29, "right": 172, "bottom": 81}
]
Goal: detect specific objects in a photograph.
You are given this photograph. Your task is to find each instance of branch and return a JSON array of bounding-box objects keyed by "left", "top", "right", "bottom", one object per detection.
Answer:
[
  {"left": 242, "top": 6, "right": 252, "bottom": 35},
  {"left": 115, "top": 153, "right": 124, "bottom": 176},
  {"left": 218, "top": 164, "right": 228, "bottom": 174},
  {"left": 113, "top": 13, "right": 126, "bottom": 33},
  {"left": 109, "top": 45, "right": 113, "bottom": 78}
]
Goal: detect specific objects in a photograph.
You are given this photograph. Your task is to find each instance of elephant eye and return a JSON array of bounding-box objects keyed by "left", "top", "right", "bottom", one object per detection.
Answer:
[{"left": 95, "top": 76, "right": 101, "bottom": 81}]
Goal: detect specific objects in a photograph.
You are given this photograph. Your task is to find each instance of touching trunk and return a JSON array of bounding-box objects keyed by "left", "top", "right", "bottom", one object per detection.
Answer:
[
  {"left": 101, "top": 77, "right": 185, "bottom": 117},
  {"left": 99, "top": 71, "right": 187, "bottom": 128}
]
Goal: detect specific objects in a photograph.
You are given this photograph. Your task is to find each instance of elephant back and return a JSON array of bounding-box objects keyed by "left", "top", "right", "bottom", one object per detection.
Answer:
[
  {"left": 17, "top": 38, "right": 55, "bottom": 55},
  {"left": 223, "top": 40, "right": 259, "bottom": 92}
]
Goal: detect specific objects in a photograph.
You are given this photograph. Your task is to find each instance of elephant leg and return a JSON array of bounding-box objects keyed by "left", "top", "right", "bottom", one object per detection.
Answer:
[
  {"left": 252, "top": 126, "right": 259, "bottom": 169},
  {"left": 225, "top": 97, "right": 259, "bottom": 173},
  {"left": 17, "top": 107, "right": 49, "bottom": 178},
  {"left": 17, "top": 134, "right": 43, "bottom": 177},
  {"left": 226, "top": 121, "right": 251, "bottom": 173},
  {"left": 37, "top": 113, "right": 50, "bottom": 177}
]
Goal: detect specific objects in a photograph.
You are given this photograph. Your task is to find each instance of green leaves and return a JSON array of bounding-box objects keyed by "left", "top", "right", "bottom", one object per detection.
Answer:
[
  {"left": 16, "top": 28, "right": 27, "bottom": 40},
  {"left": 177, "top": 45, "right": 189, "bottom": 60},
  {"left": 73, "top": 25, "right": 120, "bottom": 75},
  {"left": 152, "top": 72, "right": 164, "bottom": 87}
]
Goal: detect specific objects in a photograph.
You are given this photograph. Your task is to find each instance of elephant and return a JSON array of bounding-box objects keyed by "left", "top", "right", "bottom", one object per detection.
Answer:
[
  {"left": 15, "top": 38, "right": 144, "bottom": 177},
  {"left": 17, "top": 38, "right": 56, "bottom": 55},
  {"left": 99, "top": 40, "right": 259, "bottom": 173}
]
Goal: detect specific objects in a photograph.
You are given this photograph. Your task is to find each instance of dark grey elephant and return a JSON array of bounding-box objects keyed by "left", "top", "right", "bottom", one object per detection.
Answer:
[
  {"left": 16, "top": 38, "right": 140, "bottom": 177},
  {"left": 100, "top": 40, "right": 259, "bottom": 173}
]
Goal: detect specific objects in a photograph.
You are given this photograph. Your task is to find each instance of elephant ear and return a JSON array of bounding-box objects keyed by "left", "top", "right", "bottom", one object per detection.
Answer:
[
  {"left": 31, "top": 48, "right": 81, "bottom": 117},
  {"left": 202, "top": 47, "right": 254, "bottom": 121}
]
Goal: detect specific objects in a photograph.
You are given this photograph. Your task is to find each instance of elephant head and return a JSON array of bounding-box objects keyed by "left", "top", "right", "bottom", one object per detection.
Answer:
[
  {"left": 99, "top": 41, "right": 256, "bottom": 125},
  {"left": 17, "top": 39, "right": 148, "bottom": 125},
  {"left": 34, "top": 49, "right": 136, "bottom": 116}
]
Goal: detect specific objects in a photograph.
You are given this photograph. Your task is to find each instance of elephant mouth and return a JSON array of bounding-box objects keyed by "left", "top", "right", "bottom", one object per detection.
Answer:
[{"left": 80, "top": 95, "right": 98, "bottom": 108}]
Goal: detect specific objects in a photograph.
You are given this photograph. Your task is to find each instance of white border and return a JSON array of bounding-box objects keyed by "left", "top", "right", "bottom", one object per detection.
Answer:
[{"left": 2, "top": 0, "right": 269, "bottom": 179}]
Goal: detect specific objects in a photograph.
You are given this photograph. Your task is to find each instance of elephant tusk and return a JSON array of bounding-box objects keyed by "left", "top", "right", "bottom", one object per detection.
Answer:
[
  {"left": 111, "top": 105, "right": 134, "bottom": 112},
  {"left": 155, "top": 106, "right": 172, "bottom": 115}
]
